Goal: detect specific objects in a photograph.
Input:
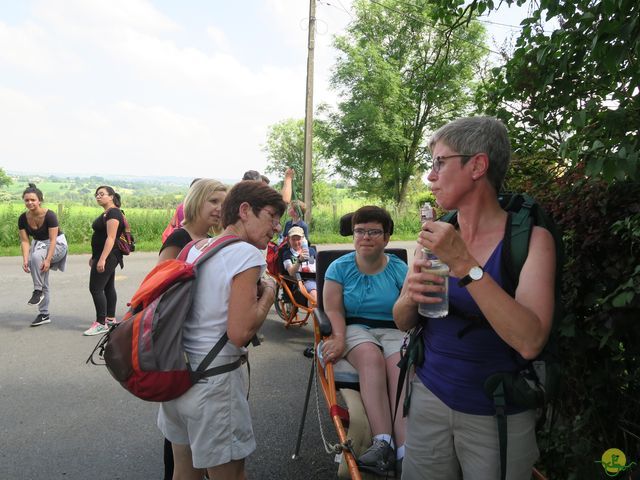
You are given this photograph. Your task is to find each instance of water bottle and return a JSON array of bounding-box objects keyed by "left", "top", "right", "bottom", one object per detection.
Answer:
[
  {"left": 418, "top": 202, "right": 450, "bottom": 318},
  {"left": 301, "top": 237, "right": 309, "bottom": 258}
]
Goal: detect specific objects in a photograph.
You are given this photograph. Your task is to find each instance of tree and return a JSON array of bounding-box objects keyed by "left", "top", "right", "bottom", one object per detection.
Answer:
[
  {"left": 320, "top": 0, "right": 487, "bottom": 206},
  {"left": 263, "top": 118, "right": 329, "bottom": 200},
  {"left": 443, "top": 0, "right": 640, "bottom": 181},
  {"left": 0, "top": 167, "right": 12, "bottom": 188}
]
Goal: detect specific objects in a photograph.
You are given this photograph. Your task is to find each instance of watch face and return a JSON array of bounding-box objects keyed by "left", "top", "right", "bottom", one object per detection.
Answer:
[{"left": 470, "top": 266, "right": 483, "bottom": 281}]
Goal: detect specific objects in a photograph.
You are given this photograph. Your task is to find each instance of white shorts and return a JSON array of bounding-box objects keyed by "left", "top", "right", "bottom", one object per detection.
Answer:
[{"left": 157, "top": 362, "right": 255, "bottom": 469}]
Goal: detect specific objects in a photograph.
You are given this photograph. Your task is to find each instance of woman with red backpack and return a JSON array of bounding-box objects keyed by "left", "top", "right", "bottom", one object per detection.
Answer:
[{"left": 157, "top": 180, "right": 285, "bottom": 480}]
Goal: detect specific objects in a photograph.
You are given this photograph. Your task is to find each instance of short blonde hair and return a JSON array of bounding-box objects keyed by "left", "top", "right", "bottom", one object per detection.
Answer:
[{"left": 182, "top": 179, "right": 228, "bottom": 233}]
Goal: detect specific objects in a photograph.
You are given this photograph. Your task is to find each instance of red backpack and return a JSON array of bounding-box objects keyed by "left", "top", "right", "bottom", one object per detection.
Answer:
[
  {"left": 266, "top": 239, "right": 289, "bottom": 276},
  {"left": 87, "top": 235, "right": 242, "bottom": 401}
]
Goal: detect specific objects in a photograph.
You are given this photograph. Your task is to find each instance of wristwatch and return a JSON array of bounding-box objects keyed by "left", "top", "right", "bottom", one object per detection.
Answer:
[{"left": 458, "top": 265, "right": 484, "bottom": 287}]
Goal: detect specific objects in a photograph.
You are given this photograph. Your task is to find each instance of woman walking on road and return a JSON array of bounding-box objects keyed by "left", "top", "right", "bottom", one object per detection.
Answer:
[
  {"left": 83, "top": 185, "right": 125, "bottom": 336},
  {"left": 18, "top": 183, "right": 68, "bottom": 327}
]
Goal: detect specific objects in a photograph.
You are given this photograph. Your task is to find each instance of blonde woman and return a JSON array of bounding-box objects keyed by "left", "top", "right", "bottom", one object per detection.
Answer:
[
  {"left": 158, "top": 179, "right": 228, "bottom": 263},
  {"left": 157, "top": 178, "right": 228, "bottom": 480}
]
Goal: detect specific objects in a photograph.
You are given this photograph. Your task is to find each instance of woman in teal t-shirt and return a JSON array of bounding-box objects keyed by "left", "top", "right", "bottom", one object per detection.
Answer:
[{"left": 321, "top": 206, "right": 408, "bottom": 477}]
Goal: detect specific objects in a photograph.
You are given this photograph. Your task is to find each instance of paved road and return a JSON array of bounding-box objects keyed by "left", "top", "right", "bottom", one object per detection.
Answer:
[{"left": 0, "top": 241, "right": 416, "bottom": 480}]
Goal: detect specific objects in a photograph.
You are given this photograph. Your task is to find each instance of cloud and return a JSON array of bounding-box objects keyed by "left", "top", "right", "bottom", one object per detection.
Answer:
[
  {"left": 0, "top": 0, "right": 354, "bottom": 180},
  {"left": 0, "top": 20, "right": 82, "bottom": 74},
  {"left": 206, "top": 25, "right": 230, "bottom": 52}
]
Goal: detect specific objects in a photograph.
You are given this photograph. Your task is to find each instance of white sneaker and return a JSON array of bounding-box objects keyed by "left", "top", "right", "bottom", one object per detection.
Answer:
[{"left": 83, "top": 321, "right": 109, "bottom": 336}]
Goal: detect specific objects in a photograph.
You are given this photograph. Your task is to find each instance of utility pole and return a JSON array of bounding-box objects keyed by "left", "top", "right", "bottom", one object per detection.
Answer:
[{"left": 302, "top": 0, "right": 315, "bottom": 224}]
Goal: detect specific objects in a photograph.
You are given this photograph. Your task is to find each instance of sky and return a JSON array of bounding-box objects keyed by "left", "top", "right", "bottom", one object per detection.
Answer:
[{"left": 0, "top": 0, "right": 533, "bottom": 184}]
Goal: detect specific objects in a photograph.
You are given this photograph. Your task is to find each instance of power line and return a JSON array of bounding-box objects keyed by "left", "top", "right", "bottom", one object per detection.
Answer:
[
  {"left": 318, "top": 0, "right": 353, "bottom": 19},
  {"left": 365, "top": 0, "right": 503, "bottom": 56}
]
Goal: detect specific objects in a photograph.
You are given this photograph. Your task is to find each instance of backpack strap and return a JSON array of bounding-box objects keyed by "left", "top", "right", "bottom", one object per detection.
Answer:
[
  {"left": 177, "top": 234, "right": 241, "bottom": 263},
  {"left": 490, "top": 378, "right": 508, "bottom": 480},
  {"left": 500, "top": 194, "right": 535, "bottom": 294}
]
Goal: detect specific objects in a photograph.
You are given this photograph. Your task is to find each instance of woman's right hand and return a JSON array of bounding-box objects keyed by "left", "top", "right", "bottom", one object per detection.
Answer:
[
  {"left": 22, "top": 260, "right": 30, "bottom": 273},
  {"left": 404, "top": 253, "right": 446, "bottom": 306},
  {"left": 96, "top": 258, "right": 106, "bottom": 273},
  {"left": 321, "top": 335, "right": 346, "bottom": 364},
  {"left": 88, "top": 258, "right": 93, "bottom": 268}
]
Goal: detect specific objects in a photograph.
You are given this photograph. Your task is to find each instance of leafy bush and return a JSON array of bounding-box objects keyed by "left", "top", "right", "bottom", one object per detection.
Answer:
[{"left": 518, "top": 168, "right": 640, "bottom": 478}]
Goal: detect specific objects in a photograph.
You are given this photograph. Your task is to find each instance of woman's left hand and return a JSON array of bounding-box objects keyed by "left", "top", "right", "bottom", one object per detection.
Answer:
[{"left": 96, "top": 258, "right": 106, "bottom": 273}]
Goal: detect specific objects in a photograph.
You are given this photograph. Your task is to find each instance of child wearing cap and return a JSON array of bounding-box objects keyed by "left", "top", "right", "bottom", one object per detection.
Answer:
[{"left": 282, "top": 226, "right": 317, "bottom": 303}]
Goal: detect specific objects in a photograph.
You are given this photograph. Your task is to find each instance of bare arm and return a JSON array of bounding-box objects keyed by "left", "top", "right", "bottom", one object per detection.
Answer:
[
  {"left": 227, "top": 267, "right": 276, "bottom": 348},
  {"left": 157, "top": 246, "right": 181, "bottom": 264},
  {"left": 281, "top": 168, "right": 294, "bottom": 205},
  {"left": 463, "top": 227, "right": 555, "bottom": 359},
  {"left": 320, "top": 280, "right": 347, "bottom": 362},
  {"left": 97, "top": 218, "right": 119, "bottom": 272},
  {"left": 393, "top": 247, "right": 428, "bottom": 331},
  {"left": 19, "top": 229, "right": 31, "bottom": 273},
  {"left": 284, "top": 256, "right": 305, "bottom": 276},
  {"left": 423, "top": 221, "right": 556, "bottom": 359}
]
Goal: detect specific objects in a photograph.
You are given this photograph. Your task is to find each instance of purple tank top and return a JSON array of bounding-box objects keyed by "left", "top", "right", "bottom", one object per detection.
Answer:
[{"left": 415, "top": 241, "right": 526, "bottom": 415}]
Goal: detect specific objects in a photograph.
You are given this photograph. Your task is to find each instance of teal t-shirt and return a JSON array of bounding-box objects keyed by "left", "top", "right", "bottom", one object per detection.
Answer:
[{"left": 325, "top": 251, "right": 407, "bottom": 324}]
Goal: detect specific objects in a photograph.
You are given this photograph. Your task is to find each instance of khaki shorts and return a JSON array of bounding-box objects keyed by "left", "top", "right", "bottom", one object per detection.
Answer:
[
  {"left": 402, "top": 380, "right": 539, "bottom": 480},
  {"left": 157, "top": 359, "right": 255, "bottom": 469},
  {"left": 343, "top": 325, "right": 404, "bottom": 359}
]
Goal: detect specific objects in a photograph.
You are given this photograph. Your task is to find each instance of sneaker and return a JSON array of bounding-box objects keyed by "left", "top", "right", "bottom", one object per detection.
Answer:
[
  {"left": 31, "top": 313, "right": 51, "bottom": 327},
  {"left": 357, "top": 439, "right": 395, "bottom": 476},
  {"left": 105, "top": 317, "right": 119, "bottom": 327},
  {"left": 83, "top": 321, "right": 109, "bottom": 336},
  {"left": 27, "top": 290, "right": 44, "bottom": 306}
]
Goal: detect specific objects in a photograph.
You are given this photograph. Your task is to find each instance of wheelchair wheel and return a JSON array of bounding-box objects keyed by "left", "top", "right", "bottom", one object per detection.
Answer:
[{"left": 274, "top": 283, "right": 298, "bottom": 323}]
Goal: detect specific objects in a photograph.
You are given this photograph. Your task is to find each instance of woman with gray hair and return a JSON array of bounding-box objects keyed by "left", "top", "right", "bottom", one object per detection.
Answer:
[{"left": 394, "top": 116, "right": 556, "bottom": 479}]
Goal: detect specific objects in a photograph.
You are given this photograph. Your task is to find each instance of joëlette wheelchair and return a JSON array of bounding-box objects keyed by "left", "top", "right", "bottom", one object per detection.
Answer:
[
  {"left": 267, "top": 240, "right": 317, "bottom": 328},
  {"left": 292, "top": 245, "right": 408, "bottom": 480},
  {"left": 290, "top": 214, "right": 549, "bottom": 480}
]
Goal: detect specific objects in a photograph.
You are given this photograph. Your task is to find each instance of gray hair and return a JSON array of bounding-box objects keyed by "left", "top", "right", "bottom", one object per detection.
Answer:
[{"left": 429, "top": 116, "right": 511, "bottom": 193}]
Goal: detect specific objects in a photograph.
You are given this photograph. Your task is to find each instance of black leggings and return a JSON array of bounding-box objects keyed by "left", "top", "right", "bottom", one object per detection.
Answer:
[{"left": 89, "top": 253, "right": 120, "bottom": 323}]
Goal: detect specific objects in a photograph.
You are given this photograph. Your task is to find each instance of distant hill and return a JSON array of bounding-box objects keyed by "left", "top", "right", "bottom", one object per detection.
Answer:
[{"left": 0, "top": 173, "right": 235, "bottom": 208}]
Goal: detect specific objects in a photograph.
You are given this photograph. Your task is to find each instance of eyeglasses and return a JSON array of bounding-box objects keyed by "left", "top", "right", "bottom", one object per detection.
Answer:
[
  {"left": 261, "top": 207, "right": 281, "bottom": 227},
  {"left": 429, "top": 153, "right": 476, "bottom": 174},
  {"left": 95, "top": 192, "right": 108, "bottom": 198},
  {"left": 353, "top": 228, "right": 384, "bottom": 239}
]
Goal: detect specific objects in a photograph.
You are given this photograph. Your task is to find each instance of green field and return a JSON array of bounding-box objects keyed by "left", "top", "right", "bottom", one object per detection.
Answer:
[{"left": 0, "top": 199, "right": 422, "bottom": 256}]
